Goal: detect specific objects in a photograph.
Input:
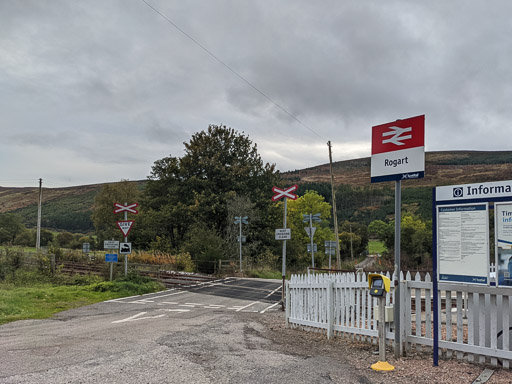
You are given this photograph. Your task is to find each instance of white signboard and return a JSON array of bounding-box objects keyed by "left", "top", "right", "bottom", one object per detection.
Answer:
[
  {"left": 275, "top": 228, "right": 291, "bottom": 240},
  {"left": 495, "top": 203, "right": 512, "bottom": 286},
  {"left": 437, "top": 203, "right": 489, "bottom": 284},
  {"left": 304, "top": 227, "right": 317, "bottom": 239},
  {"left": 371, "top": 115, "right": 425, "bottom": 183},
  {"left": 104, "top": 240, "right": 120, "bottom": 249},
  {"left": 436, "top": 180, "right": 512, "bottom": 202}
]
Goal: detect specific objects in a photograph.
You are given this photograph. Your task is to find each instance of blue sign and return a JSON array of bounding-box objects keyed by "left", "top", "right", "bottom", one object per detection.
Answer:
[{"left": 105, "top": 253, "right": 118, "bottom": 263}]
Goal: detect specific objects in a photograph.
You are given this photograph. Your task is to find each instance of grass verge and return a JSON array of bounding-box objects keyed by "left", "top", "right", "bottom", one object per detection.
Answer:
[
  {"left": 368, "top": 240, "right": 386, "bottom": 254},
  {"left": 0, "top": 273, "right": 164, "bottom": 326}
]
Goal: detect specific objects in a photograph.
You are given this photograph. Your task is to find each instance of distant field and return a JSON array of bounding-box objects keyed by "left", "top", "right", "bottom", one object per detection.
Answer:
[{"left": 368, "top": 240, "right": 386, "bottom": 254}]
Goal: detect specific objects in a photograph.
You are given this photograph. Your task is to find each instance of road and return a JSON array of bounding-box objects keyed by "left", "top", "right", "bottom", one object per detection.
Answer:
[{"left": 0, "top": 277, "right": 370, "bottom": 384}]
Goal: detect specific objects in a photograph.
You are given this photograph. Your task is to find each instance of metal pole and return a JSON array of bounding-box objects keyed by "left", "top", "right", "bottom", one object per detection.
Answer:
[
  {"left": 239, "top": 218, "right": 243, "bottom": 273},
  {"left": 124, "top": 203, "right": 128, "bottom": 276},
  {"left": 379, "top": 297, "right": 386, "bottom": 362},
  {"left": 432, "top": 187, "right": 439, "bottom": 366},
  {"left": 110, "top": 262, "right": 113, "bottom": 282},
  {"left": 394, "top": 180, "right": 401, "bottom": 358},
  {"left": 282, "top": 197, "right": 288, "bottom": 310},
  {"left": 310, "top": 213, "right": 315, "bottom": 269}
]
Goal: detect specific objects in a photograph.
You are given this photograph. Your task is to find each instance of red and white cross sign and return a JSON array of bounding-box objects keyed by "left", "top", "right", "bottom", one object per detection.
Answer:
[
  {"left": 272, "top": 185, "right": 298, "bottom": 201},
  {"left": 371, "top": 115, "right": 425, "bottom": 183},
  {"left": 114, "top": 202, "right": 139, "bottom": 214}
]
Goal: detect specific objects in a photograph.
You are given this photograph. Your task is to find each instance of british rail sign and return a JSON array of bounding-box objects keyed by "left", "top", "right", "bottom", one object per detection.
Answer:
[{"left": 371, "top": 115, "right": 425, "bottom": 183}]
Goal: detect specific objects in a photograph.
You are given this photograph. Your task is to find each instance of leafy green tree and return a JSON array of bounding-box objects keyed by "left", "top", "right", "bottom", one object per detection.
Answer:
[
  {"left": 56, "top": 232, "right": 74, "bottom": 248},
  {"left": 339, "top": 221, "right": 368, "bottom": 258},
  {"left": 91, "top": 180, "right": 140, "bottom": 246},
  {"left": 141, "top": 125, "right": 280, "bottom": 254},
  {"left": 287, "top": 190, "right": 333, "bottom": 268},
  {"left": 368, "top": 215, "right": 432, "bottom": 269},
  {"left": 0, "top": 213, "right": 25, "bottom": 245}
]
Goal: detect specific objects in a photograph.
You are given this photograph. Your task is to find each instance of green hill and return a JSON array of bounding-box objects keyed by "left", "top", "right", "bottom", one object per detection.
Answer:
[{"left": 1, "top": 151, "right": 511, "bottom": 232}]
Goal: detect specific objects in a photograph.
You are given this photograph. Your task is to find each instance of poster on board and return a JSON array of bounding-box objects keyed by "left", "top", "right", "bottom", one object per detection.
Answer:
[
  {"left": 437, "top": 203, "right": 489, "bottom": 284},
  {"left": 495, "top": 203, "right": 512, "bottom": 286}
]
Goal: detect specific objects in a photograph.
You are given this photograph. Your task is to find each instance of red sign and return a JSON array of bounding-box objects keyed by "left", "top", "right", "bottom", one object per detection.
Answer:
[
  {"left": 114, "top": 202, "right": 138, "bottom": 214},
  {"left": 371, "top": 115, "right": 424, "bottom": 155},
  {"left": 117, "top": 220, "right": 135, "bottom": 237},
  {"left": 272, "top": 185, "right": 298, "bottom": 201}
]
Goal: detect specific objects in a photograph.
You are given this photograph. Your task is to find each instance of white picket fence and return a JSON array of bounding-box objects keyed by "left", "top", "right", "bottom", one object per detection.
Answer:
[{"left": 286, "top": 271, "right": 512, "bottom": 368}]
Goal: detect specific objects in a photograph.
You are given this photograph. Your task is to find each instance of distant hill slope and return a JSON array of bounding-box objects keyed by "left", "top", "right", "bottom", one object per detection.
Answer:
[
  {"left": 282, "top": 151, "right": 512, "bottom": 187},
  {"left": 0, "top": 151, "right": 511, "bottom": 232},
  {"left": 0, "top": 182, "right": 144, "bottom": 233}
]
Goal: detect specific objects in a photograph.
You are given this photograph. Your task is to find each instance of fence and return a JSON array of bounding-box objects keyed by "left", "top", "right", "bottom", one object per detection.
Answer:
[{"left": 286, "top": 271, "right": 512, "bottom": 368}]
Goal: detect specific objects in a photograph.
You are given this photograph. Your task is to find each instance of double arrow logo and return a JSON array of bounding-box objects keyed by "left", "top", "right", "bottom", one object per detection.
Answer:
[{"left": 381, "top": 126, "right": 412, "bottom": 146}]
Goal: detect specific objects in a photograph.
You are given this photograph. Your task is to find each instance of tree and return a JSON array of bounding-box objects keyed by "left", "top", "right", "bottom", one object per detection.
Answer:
[
  {"left": 0, "top": 213, "right": 25, "bottom": 245},
  {"left": 91, "top": 180, "right": 140, "bottom": 246},
  {"left": 142, "top": 125, "right": 280, "bottom": 253},
  {"left": 287, "top": 190, "right": 333, "bottom": 268}
]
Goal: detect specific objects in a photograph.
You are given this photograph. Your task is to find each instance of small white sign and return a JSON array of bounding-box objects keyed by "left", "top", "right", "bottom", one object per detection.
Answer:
[
  {"left": 104, "top": 240, "right": 120, "bottom": 249},
  {"left": 275, "top": 228, "right": 291, "bottom": 240},
  {"left": 119, "top": 242, "right": 132, "bottom": 254}
]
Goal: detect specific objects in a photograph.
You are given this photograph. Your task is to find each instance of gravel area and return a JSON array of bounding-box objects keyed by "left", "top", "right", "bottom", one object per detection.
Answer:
[{"left": 257, "top": 312, "right": 512, "bottom": 384}]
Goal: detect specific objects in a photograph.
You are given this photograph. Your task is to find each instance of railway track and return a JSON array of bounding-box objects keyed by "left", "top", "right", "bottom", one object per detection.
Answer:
[{"left": 57, "top": 261, "right": 217, "bottom": 287}]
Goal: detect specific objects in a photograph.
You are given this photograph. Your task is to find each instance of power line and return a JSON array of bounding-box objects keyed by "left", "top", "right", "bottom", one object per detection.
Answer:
[{"left": 139, "top": 0, "right": 325, "bottom": 141}]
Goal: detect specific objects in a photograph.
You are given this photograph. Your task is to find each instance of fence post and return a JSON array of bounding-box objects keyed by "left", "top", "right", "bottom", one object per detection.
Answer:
[
  {"left": 285, "top": 281, "right": 290, "bottom": 328},
  {"left": 50, "top": 254, "right": 55, "bottom": 276},
  {"left": 327, "top": 280, "right": 333, "bottom": 339}
]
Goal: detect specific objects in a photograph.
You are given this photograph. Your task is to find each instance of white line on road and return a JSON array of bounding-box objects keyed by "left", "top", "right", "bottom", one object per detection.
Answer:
[
  {"left": 260, "top": 302, "right": 280, "bottom": 313},
  {"left": 235, "top": 301, "right": 260, "bottom": 312},
  {"left": 265, "top": 286, "right": 282, "bottom": 298},
  {"left": 112, "top": 312, "right": 166, "bottom": 324}
]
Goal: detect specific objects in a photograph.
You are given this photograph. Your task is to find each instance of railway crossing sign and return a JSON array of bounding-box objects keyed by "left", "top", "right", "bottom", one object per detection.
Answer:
[
  {"left": 272, "top": 185, "right": 298, "bottom": 201},
  {"left": 119, "top": 242, "right": 132, "bottom": 254},
  {"left": 117, "top": 220, "right": 134, "bottom": 237},
  {"left": 114, "top": 202, "right": 139, "bottom": 214}
]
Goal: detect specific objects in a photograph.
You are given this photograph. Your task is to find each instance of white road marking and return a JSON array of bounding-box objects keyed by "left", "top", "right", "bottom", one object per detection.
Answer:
[
  {"left": 112, "top": 312, "right": 165, "bottom": 324},
  {"left": 265, "top": 286, "right": 282, "bottom": 298},
  {"left": 158, "top": 309, "right": 191, "bottom": 313},
  {"left": 235, "top": 301, "right": 260, "bottom": 312},
  {"left": 157, "top": 301, "right": 179, "bottom": 305},
  {"left": 260, "top": 302, "right": 280, "bottom": 313}
]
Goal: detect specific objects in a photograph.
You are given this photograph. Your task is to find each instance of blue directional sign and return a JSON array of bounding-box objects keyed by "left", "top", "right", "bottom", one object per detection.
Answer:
[{"left": 105, "top": 253, "right": 118, "bottom": 263}]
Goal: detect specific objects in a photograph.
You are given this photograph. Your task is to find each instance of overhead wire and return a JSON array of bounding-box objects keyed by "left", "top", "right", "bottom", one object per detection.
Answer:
[{"left": 139, "top": 0, "right": 326, "bottom": 141}]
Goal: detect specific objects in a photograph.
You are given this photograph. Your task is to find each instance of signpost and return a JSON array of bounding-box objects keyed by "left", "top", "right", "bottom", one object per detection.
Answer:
[
  {"left": 325, "top": 240, "right": 337, "bottom": 268},
  {"left": 303, "top": 213, "right": 321, "bottom": 269},
  {"left": 272, "top": 185, "right": 298, "bottom": 309},
  {"left": 371, "top": 114, "right": 425, "bottom": 358},
  {"left": 105, "top": 253, "right": 118, "bottom": 281},
  {"left": 114, "top": 202, "right": 138, "bottom": 276},
  {"left": 234, "top": 216, "right": 248, "bottom": 273}
]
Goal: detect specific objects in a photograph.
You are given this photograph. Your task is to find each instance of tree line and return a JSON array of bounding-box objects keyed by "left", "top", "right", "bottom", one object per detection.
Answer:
[{"left": 0, "top": 124, "right": 434, "bottom": 272}]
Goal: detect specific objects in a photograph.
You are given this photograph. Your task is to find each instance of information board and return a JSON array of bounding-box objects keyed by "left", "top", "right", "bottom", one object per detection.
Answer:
[
  {"left": 495, "top": 203, "right": 512, "bottom": 286},
  {"left": 437, "top": 203, "right": 489, "bottom": 284}
]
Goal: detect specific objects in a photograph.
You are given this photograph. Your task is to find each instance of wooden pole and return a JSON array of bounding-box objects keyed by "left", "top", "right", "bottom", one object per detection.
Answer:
[{"left": 327, "top": 142, "right": 341, "bottom": 269}]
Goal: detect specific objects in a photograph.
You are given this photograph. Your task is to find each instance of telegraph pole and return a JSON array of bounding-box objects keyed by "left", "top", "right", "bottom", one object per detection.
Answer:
[
  {"left": 36, "top": 178, "right": 42, "bottom": 251},
  {"left": 327, "top": 141, "right": 341, "bottom": 269}
]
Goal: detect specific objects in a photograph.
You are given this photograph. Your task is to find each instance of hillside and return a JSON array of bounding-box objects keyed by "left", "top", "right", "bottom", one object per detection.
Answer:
[
  {"left": 1, "top": 151, "right": 511, "bottom": 232},
  {"left": 283, "top": 151, "right": 512, "bottom": 187}
]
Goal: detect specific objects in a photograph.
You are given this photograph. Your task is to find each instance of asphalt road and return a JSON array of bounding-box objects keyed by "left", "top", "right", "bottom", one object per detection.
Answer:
[{"left": 0, "top": 277, "right": 369, "bottom": 384}]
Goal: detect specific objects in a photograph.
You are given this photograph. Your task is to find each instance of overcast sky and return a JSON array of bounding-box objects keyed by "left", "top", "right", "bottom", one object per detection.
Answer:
[{"left": 1, "top": 1, "right": 511, "bottom": 187}]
